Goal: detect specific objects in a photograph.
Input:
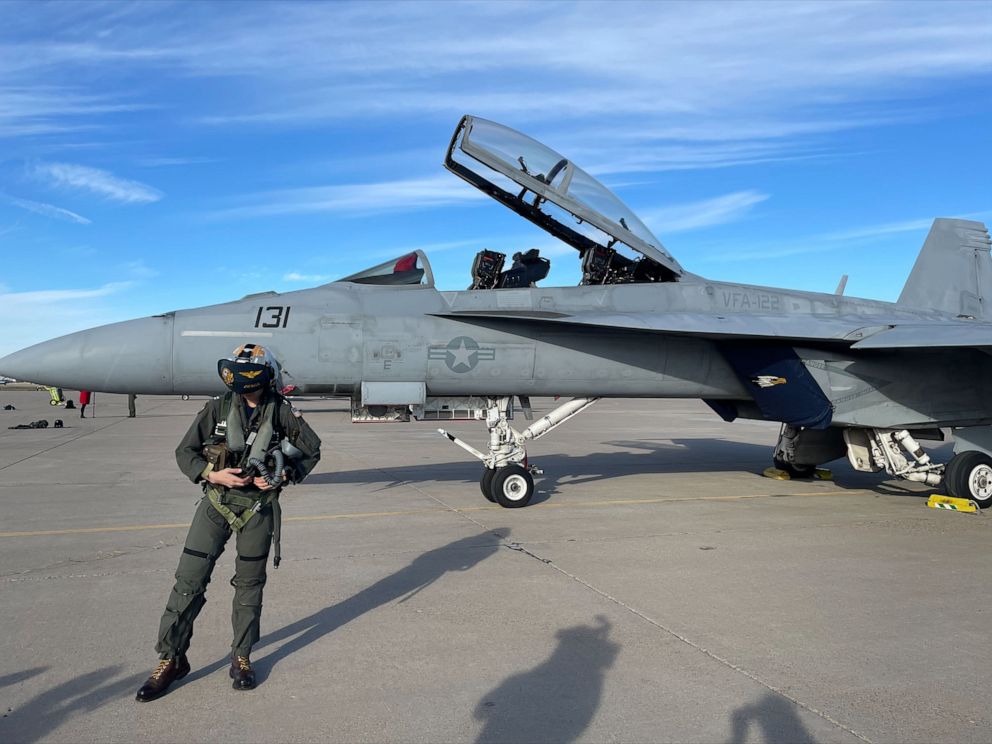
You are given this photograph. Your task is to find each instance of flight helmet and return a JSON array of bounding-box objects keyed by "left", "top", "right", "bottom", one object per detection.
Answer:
[{"left": 217, "top": 344, "right": 280, "bottom": 394}]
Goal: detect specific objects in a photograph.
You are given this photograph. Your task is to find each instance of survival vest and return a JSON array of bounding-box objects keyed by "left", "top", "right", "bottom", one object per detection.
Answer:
[{"left": 203, "top": 391, "right": 287, "bottom": 566}]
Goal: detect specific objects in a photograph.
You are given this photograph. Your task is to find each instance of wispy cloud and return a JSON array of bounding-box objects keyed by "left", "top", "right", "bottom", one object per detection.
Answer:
[
  {"left": 124, "top": 260, "right": 158, "bottom": 279},
  {"left": 283, "top": 271, "right": 335, "bottom": 283},
  {"left": 3, "top": 2, "right": 989, "bottom": 173},
  {"left": 0, "top": 281, "right": 135, "bottom": 356},
  {"left": 705, "top": 209, "right": 992, "bottom": 262},
  {"left": 211, "top": 175, "right": 485, "bottom": 220},
  {"left": 34, "top": 162, "right": 162, "bottom": 203},
  {"left": 0, "top": 85, "right": 145, "bottom": 138},
  {"left": 0, "top": 281, "right": 133, "bottom": 304},
  {"left": 1, "top": 193, "right": 91, "bottom": 224},
  {"left": 137, "top": 156, "right": 217, "bottom": 167},
  {"left": 640, "top": 191, "right": 769, "bottom": 234}
]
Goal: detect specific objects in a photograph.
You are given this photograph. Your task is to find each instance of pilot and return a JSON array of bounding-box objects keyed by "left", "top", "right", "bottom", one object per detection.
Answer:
[{"left": 136, "top": 344, "right": 321, "bottom": 702}]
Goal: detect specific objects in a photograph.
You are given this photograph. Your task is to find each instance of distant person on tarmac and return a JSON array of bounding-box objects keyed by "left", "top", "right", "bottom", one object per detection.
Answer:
[
  {"left": 128, "top": 394, "right": 137, "bottom": 418},
  {"left": 79, "top": 390, "right": 92, "bottom": 418}
]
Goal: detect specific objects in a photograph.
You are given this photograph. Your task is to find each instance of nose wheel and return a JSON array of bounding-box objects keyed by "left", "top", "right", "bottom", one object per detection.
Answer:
[
  {"left": 490, "top": 465, "right": 534, "bottom": 508},
  {"left": 480, "top": 465, "right": 535, "bottom": 507}
]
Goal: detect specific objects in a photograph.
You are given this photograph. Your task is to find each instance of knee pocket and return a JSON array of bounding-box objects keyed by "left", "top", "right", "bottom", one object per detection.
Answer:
[
  {"left": 174, "top": 576, "right": 208, "bottom": 598},
  {"left": 231, "top": 576, "right": 265, "bottom": 606}
]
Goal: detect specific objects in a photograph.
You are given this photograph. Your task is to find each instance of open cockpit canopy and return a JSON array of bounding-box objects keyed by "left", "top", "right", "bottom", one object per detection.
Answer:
[
  {"left": 335, "top": 250, "right": 434, "bottom": 287},
  {"left": 445, "top": 115, "right": 683, "bottom": 283}
]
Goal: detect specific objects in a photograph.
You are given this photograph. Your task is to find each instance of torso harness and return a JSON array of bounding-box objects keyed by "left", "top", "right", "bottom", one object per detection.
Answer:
[{"left": 202, "top": 393, "right": 286, "bottom": 567}]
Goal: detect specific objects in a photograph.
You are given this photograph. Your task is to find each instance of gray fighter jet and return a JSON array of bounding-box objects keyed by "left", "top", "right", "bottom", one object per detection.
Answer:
[{"left": 3, "top": 115, "right": 991, "bottom": 508}]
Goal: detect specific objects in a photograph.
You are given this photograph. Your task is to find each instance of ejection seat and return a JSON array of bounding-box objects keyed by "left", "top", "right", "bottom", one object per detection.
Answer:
[{"left": 469, "top": 248, "right": 550, "bottom": 289}]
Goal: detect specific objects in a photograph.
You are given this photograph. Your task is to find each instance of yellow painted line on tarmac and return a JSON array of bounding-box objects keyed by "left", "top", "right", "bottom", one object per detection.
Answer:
[
  {"left": 0, "top": 507, "right": 444, "bottom": 538},
  {"left": 0, "top": 488, "right": 869, "bottom": 538},
  {"left": 521, "top": 489, "right": 868, "bottom": 510},
  {"left": 0, "top": 522, "right": 192, "bottom": 538},
  {"left": 283, "top": 507, "right": 460, "bottom": 523}
]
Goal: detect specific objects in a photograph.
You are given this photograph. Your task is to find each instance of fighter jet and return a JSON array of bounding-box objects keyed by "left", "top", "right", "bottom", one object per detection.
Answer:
[{"left": 3, "top": 115, "right": 991, "bottom": 509}]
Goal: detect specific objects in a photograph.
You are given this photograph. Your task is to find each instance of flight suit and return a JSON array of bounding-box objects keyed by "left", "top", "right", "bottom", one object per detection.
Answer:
[{"left": 155, "top": 391, "right": 321, "bottom": 659}]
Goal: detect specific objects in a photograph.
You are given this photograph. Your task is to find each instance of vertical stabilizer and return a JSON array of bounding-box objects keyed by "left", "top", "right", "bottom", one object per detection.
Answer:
[{"left": 898, "top": 219, "right": 992, "bottom": 318}]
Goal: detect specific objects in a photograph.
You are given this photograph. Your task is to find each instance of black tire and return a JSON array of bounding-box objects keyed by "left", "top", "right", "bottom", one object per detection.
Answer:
[
  {"left": 480, "top": 468, "right": 496, "bottom": 502},
  {"left": 773, "top": 458, "right": 816, "bottom": 479},
  {"left": 944, "top": 451, "right": 992, "bottom": 508},
  {"left": 49, "top": 399, "right": 59, "bottom": 406},
  {"left": 491, "top": 465, "right": 534, "bottom": 508}
]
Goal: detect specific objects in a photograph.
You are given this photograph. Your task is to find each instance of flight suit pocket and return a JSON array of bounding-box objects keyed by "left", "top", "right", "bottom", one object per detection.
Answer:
[{"left": 231, "top": 576, "right": 265, "bottom": 606}]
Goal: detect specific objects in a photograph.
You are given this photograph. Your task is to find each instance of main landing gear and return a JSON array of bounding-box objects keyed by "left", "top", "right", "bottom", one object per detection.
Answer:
[
  {"left": 439, "top": 396, "right": 598, "bottom": 508},
  {"left": 804, "top": 424, "right": 992, "bottom": 509}
]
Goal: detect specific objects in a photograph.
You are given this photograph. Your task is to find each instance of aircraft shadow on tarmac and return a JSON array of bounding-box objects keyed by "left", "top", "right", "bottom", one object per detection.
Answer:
[
  {"left": 0, "top": 665, "right": 146, "bottom": 744},
  {"left": 307, "top": 438, "right": 938, "bottom": 505},
  {"left": 473, "top": 615, "right": 619, "bottom": 744},
  {"left": 728, "top": 692, "right": 817, "bottom": 744},
  {"left": 182, "top": 530, "right": 508, "bottom": 688}
]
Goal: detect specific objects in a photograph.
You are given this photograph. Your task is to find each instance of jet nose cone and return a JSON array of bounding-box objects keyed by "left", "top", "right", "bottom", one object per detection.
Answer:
[{"left": 0, "top": 315, "right": 174, "bottom": 394}]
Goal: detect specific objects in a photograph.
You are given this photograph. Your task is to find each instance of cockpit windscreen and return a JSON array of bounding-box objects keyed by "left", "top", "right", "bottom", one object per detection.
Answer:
[{"left": 444, "top": 115, "right": 683, "bottom": 284}]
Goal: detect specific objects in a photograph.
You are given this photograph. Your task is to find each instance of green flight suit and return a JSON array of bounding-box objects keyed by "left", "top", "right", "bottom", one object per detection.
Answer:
[{"left": 156, "top": 391, "right": 321, "bottom": 659}]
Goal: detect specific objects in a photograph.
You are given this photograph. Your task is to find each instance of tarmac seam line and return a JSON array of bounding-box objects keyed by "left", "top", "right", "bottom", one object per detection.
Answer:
[{"left": 505, "top": 540, "right": 875, "bottom": 744}]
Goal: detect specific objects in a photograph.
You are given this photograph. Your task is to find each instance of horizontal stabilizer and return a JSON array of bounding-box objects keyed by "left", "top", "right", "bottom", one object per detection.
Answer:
[
  {"left": 850, "top": 321, "right": 992, "bottom": 349},
  {"left": 898, "top": 219, "right": 992, "bottom": 318}
]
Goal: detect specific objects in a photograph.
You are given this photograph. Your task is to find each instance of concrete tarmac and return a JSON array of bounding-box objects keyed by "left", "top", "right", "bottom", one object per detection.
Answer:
[{"left": 0, "top": 390, "right": 989, "bottom": 744}]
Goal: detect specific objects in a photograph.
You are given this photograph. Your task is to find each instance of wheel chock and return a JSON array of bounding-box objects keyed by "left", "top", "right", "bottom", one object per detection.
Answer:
[
  {"left": 813, "top": 468, "right": 833, "bottom": 481},
  {"left": 927, "top": 495, "right": 979, "bottom": 514},
  {"left": 762, "top": 467, "right": 791, "bottom": 480}
]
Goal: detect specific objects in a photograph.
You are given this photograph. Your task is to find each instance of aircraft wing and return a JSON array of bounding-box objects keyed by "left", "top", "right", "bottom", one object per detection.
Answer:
[
  {"left": 434, "top": 310, "right": 873, "bottom": 343},
  {"left": 437, "top": 310, "right": 992, "bottom": 349}
]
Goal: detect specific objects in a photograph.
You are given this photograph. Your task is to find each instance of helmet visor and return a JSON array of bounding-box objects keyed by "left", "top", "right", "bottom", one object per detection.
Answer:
[{"left": 217, "top": 359, "right": 272, "bottom": 393}]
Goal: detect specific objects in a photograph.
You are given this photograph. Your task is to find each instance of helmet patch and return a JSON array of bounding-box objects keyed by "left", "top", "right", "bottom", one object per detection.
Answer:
[{"left": 217, "top": 343, "right": 281, "bottom": 393}]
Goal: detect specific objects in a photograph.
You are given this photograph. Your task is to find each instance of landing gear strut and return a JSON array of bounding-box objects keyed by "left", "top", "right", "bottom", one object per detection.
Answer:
[{"left": 440, "top": 396, "right": 598, "bottom": 508}]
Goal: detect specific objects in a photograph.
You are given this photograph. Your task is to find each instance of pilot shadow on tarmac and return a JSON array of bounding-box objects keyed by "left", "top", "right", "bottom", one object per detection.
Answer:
[
  {"left": 180, "top": 531, "right": 507, "bottom": 688},
  {"left": 728, "top": 692, "right": 817, "bottom": 744},
  {"left": 0, "top": 666, "right": 147, "bottom": 744},
  {"left": 473, "top": 616, "right": 619, "bottom": 744}
]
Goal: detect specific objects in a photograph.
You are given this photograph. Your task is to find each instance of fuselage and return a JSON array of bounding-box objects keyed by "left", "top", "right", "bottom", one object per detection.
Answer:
[{"left": 3, "top": 273, "right": 989, "bottom": 431}]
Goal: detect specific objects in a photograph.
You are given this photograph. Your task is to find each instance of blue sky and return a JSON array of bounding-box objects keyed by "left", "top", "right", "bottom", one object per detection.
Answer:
[{"left": 0, "top": 0, "right": 990, "bottom": 356}]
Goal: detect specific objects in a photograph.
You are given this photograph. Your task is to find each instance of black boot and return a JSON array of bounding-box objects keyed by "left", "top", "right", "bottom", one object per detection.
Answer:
[
  {"left": 230, "top": 655, "right": 256, "bottom": 690},
  {"left": 135, "top": 655, "right": 190, "bottom": 702}
]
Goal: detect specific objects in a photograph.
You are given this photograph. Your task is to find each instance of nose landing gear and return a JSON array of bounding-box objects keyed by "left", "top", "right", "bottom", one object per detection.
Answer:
[{"left": 441, "top": 396, "right": 598, "bottom": 508}]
